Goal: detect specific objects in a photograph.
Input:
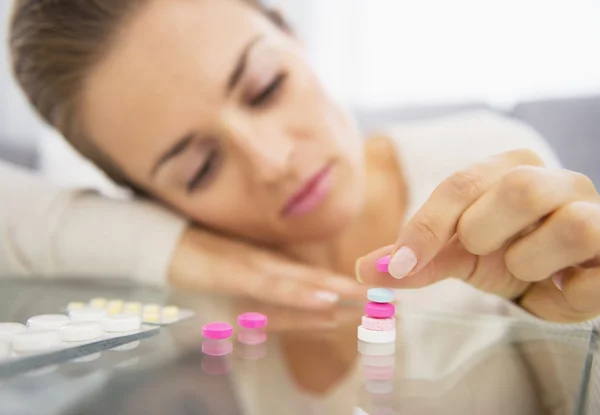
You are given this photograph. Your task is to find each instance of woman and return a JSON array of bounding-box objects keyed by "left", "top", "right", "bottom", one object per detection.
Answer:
[{"left": 9, "top": 0, "right": 600, "bottom": 322}]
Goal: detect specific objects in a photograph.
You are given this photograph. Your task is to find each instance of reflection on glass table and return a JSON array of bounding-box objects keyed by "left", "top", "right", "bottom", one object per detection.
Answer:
[{"left": 0, "top": 279, "right": 597, "bottom": 415}]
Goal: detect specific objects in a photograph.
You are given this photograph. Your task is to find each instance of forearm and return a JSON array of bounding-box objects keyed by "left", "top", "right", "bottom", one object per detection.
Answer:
[{"left": 0, "top": 161, "right": 187, "bottom": 284}]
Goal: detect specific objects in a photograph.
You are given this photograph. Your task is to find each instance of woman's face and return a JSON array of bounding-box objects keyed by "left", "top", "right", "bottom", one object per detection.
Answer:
[{"left": 82, "top": 0, "right": 365, "bottom": 244}]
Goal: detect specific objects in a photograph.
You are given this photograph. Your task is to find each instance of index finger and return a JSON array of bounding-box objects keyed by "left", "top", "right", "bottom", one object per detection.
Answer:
[{"left": 385, "top": 149, "right": 543, "bottom": 280}]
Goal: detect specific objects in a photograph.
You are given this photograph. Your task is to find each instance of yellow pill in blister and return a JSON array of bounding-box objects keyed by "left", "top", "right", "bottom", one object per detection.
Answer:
[
  {"left": 143, "top": 304, "right": 160, "bottom": 313},
  {"left": 124, "top": 302, "right": 141, "bottom": 312},
  {"left": 67, "top": 302, "right": 86, "bottom": 310},
  {"left": 143, "top": 313, "right": 161, "bottom": 323},
  {"left": 107, "top": 299, "right": 123, "bottom": 308},
  {"left": 89, "top": 298, "right": 107, "bottom": 308},
  {"left": 162, "top": 306, "right": 179, "bottom": 317}
]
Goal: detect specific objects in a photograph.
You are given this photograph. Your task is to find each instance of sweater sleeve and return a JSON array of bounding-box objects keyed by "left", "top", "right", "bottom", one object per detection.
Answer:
[{"left": 0, "top": 161, "right": 187, "bottom": 285}]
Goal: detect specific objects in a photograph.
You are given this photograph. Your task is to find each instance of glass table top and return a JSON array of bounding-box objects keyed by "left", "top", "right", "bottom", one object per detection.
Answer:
[{"left": 0, "top": 279, "right": 598, "bottom": 415}]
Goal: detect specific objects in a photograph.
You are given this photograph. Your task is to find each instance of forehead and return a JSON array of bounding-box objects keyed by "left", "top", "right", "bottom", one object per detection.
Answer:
[{"left": 80, "top": 0, "right": 271, "bottom": 179}]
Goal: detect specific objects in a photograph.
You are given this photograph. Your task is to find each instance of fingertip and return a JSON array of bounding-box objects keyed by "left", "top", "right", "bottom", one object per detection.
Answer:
[{"left": 355, "top": 245, "right": 395, "bottom": 284}]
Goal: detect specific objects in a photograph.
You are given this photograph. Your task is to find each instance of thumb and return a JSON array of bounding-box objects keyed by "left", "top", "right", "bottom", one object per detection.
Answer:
[{"left": 356, "top": 236, "right": 476, "bottom": 288}]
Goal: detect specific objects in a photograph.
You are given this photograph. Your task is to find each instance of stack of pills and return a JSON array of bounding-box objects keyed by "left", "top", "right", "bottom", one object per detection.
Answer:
[{"left": 358, "top": 288, "right": 396, "bottom": 344}]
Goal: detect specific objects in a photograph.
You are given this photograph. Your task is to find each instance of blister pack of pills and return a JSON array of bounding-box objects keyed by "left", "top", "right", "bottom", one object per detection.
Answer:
[
  {"left": 64, "top": 298, "right": 195, "bottom": 325},
  {"left": 0, "top": 312, "right": 159, "bottom": 378}
]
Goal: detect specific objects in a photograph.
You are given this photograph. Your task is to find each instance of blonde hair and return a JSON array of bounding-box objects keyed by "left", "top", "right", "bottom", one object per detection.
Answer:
[{"left": 10, "top": 0, "right": 287, "bottom": 185}]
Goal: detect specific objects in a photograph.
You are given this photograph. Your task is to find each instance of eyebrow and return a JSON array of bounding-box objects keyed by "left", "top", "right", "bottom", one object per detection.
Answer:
[
  {"left": 227, "top": 34, "right": 264, "bottom": 95},
  {"left": 151, "top": 35, "right": 263, "bottom": 178}
]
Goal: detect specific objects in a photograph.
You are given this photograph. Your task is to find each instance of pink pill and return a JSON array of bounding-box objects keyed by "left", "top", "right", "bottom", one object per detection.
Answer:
[
  {"left": 202, "top": 322, "right": 233, "bottom": 339},
  {"left": 365, "top": 302, "right": 395, "bottom": 319},
  {"left": 363, "top": 365, "right": 395, "bottom": 380},
  {"left": 202, "top": 339, "right": 233, "bottom": 356},
  {"left": 376, "top": 256, "right": 390, "bottom": 273},
  {"left": 361, "top": 315, "right": 395, "bottom": 331},
  {"left": 238, "top": 330, "right": 267, "bottom": 345},
  {"left": 202, "top": 356, "right": 232, "bottom": 375},
  {"left": 237, "top": 312, "right": 268, "bottom": 329}
]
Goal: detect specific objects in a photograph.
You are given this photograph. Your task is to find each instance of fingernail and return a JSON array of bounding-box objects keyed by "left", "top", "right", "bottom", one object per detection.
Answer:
[
  {"left": 355, "top": 258, "right": 364, "bottom": 283},
  {"left": 314, "top": 291, "right": 340, "bottom": 304},
  {"left": 376, "top": 255, "right": 391, "bottom": 273},
  {"left": 389, "top": 246, "right": 417, "bottom": 280},
  {"left": 552, "top": 273, "right": 564, "bottom": 292}
]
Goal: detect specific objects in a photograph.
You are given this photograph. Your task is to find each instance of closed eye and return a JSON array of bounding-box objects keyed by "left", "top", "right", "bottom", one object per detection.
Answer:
[{"left": 249, "top": 73, "right": 287, "bottom": 107}]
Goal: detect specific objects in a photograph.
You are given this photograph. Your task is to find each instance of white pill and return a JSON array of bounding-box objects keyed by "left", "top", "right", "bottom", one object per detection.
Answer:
[
  {"left": 12, "top": 331, "right": 61, "bottom": 354},
  {"left": 69, "top": 308, "right": 107, "bottom": 322},
  {"left": 0, "top": 323, "right": 26, "bottom": 342},
  {"left": 366, "top": 380, "right": 394, "bottom": 395},
  {"left": 59, "top": 322, "right": 103, "bottom": 342},
  {"left": 357, "top": 326, "right": 396, "bottom": 344},
  {"left": 358, "top": 340, "right": 396, "bottom": 357},
  {"left": 101, "top": 314, "right": 141, "bottom": 333},
  {"left": 27, "top": 315, "right": 69, "bottom": 331}
]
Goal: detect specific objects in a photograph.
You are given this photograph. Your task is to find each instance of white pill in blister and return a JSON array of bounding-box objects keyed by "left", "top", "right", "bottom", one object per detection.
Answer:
[
  {"left": 0, "top": 323, "right": 26, "bottom": 342},
  {"left": 101, "top": 314, "right": 141, "bottom": 333},
  {"left": 0, "top": 341, "right": 11, "bottom": 359},
  {"left": 12, "top": 330, "right": 61, "bottom": 354},
  {"left": 69, "top": 308, "right": 107, "bottom": 322},
  {"left": 27, "top": 315, "right": 69, "bottom": 331},
  {"left": 59, "top": 322, "right": 103, "bottom": 342}
]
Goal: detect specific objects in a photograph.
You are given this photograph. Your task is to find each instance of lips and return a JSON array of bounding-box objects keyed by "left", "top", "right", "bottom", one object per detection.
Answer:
[{"left": 282, "top": 164, "right": 334, "bottom": 218}]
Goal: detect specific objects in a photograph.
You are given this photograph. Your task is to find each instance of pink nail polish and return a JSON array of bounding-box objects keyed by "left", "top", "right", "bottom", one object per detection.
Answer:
[
  {"left": 552, "top": 273, "right": 564, "bottom": 292},
  {"left": 376, "top": 256, "right": 391, "bottom": 273}
]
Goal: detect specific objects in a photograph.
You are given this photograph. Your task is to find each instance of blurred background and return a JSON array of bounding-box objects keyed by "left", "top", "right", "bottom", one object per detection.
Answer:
[{"left": 1, "top": 0, "right": 599, "bottom": 191}]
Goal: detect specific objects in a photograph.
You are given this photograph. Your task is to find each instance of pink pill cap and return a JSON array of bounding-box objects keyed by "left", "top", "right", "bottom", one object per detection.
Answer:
[
  {"left": 237, "top": 312, "right": 268, "bottom": 329},
  {"left": 202, "top": 322, "right": 233, "bottom": 339}
]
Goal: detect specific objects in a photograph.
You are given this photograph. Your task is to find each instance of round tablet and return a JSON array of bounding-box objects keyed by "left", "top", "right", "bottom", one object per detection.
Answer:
[
  {"left": 361, "top": 354, "right": 395, "bottom": 367},
  {"left": 237, "top": 330, "right": 267, "bottom": 345},
  {"left": 69, "top": 308, "right": 107, "bottom": 322},
  {"left": 27, "top": 314, "right": 69, "bottom": 331},
  {"left": 202, "top": 322, "right": 233, "bottom": 340},
  {"left": 367, "top": 288, "right": 395, "bottom": 303},
  {"left": 358, "top": 340, "right": 396, "bottom": 356},
  {"left": 59, "top": 322, "right": 103, "bottom": 342},
  {"left": 357, "top": 326, "right": 396, "bottom": 344},
  {"left": 362, "top": 315, "right": 395, "bottom": 331},
  {"left": 201, "top": 356, "right": 232, "bottom": 376},
  {"left": 237, "top": 312, "right": 267, "bottom": 329},
  {"left": 363, "top": 365, "right": 395, "bottom": 380},
  {"left": 364, "top": 302, "right": 395, "bottom": 319},
  {"left": 202, "top": 339, "right": 233, "bottom": 357},
  {"left": 12, "top": 330, "right": 61, "bottom": 354},
  {"left": 375, "top": 256, "right": 390, "bottom": 273},
  {"left": 101, "top": 314, "right": 141, "bottom": 333},
  {"left": 0, "top": 323, "right": 26, "bottom": 342},
  {"left": 365, "top": 380, "right": 394, "bottom": 395}
]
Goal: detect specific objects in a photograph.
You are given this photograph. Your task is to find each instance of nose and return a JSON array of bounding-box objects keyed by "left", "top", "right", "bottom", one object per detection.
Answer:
[{"left": 229, "top": 122, "right": 295, "bottom": 184}]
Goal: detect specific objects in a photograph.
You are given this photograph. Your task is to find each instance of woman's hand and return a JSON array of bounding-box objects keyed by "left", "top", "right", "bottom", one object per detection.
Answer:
[
  {"left": 357, "top": 149, "right": 600, "bottom": 322},
  {"left": 169, "top": 227, "right": 366, "bottom": 309}
]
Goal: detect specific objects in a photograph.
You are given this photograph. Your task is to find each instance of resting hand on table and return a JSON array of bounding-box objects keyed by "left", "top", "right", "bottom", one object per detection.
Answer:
[
  {"left": 357, "top": 149, "right": 600, "bottom": 322},
  {"left": 169, "top": 227, "right": 365, "bottom": 310}
]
